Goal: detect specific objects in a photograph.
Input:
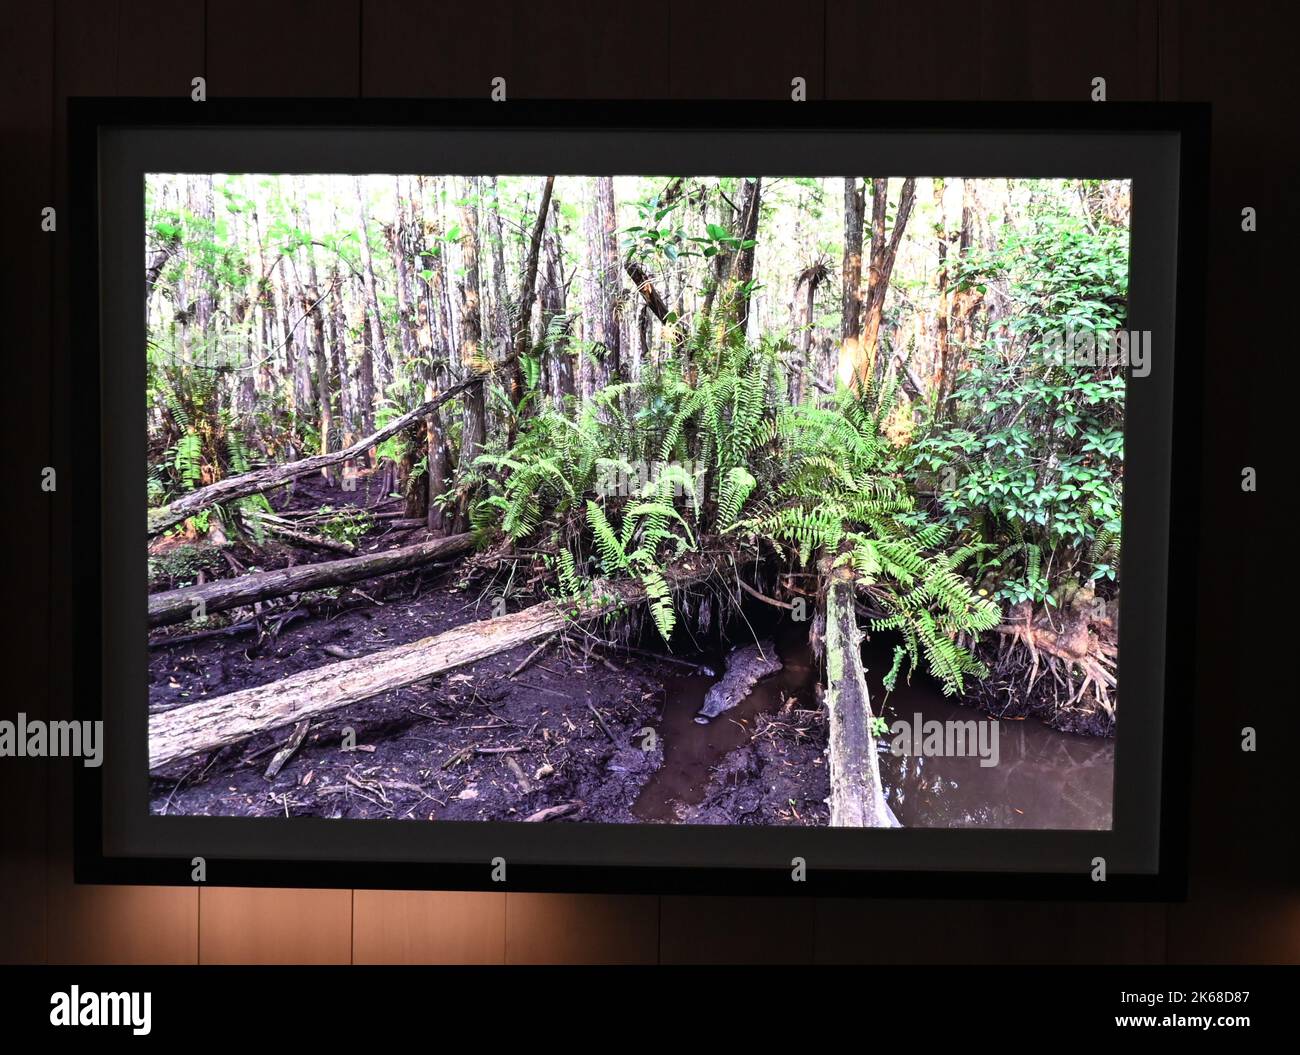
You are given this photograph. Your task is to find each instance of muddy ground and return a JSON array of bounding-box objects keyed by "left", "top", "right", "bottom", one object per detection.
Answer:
[
  {"left": 149, "top": 474, "right": 1111, "bottom": 829},
  {"left": 148, "top": 474, "right": 830, "bottom": 826}
]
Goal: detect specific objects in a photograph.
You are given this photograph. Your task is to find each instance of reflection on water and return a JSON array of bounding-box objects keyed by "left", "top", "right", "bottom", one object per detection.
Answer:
[
  {"left": 864, "top": 638, "right": 1115, "bottom": 830},
  {"left": 631, "top": 629, "right": 815, "bottom": 822},
  {"left": 630, "top": 623, "right": 1115, "bottom": 830}
]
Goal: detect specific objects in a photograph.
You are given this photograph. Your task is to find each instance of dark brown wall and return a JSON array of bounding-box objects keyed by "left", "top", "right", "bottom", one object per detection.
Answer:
[{"left": 1, "top": 0, "right": 1294, "bottom": 964}]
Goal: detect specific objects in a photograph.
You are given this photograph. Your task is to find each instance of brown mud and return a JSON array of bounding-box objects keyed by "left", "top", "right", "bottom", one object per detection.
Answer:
[{"left": 149, "top": 474, "right": 1113, "bottom": 830}]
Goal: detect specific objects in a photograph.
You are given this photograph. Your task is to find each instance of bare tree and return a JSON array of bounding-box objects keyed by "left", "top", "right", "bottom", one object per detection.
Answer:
[
  {"left": 455, "top": 176, "right": 485, "bottom": 532},
  {"left": 839, "top": 177, "right": 917, "bottom": 392}
]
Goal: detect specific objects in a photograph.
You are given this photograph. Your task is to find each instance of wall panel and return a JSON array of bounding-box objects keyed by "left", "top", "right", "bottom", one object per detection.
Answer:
[
  {"left": 352, "top": 890, "right": 506, "bottom": 964},
  {"left": 43, "top": 0, "right": 206, "bottom": 964},
  {"left": 199, "top": 888, "right": 353, "bottom": 964},
  {"left": 0, "top": 0, "right": 52, "bottom": 966},
  {"left": 362, "top": 3, "right": 668, "bottom": 98},
  {"left": 505, "top": 894, "right": 659, "bottom": 965},
  {"left": 827, "top": 0, "right": 980, "bottom": 100},
  {"left": 660, "top": 896, "right": 814, "bottom": 964},
  {"left": 668, "top": 0, "right": 825, "bottom": 99},
  {"left": 208, "top": 0, "right": 360, "bottom": 97}
]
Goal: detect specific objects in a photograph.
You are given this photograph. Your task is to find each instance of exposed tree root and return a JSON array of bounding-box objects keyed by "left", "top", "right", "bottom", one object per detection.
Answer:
[{"left": 973, "top": 584, "right": 1118, "bottom": 736}]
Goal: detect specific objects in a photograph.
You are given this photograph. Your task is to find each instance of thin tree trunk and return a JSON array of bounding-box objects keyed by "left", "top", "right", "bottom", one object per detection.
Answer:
[
  {"left": 358, "top": 298, "right": 376, "bottom": 438},
  {"left": 252, "top": 207, "right": 279, "bottom": 412},
  {"left": 355, "top": 176, "right": 389, "bottom": 403},
  {"left": 541, "top": 196, "right": 575, "bottom": 404},
  {"left": 791, "top": 263, "right": 825, "bottom": 405},
  {"left": 412, "top": 177, "right": 452, "bottom": 533},
  {"left": 188, "top": 175, "right": 216, "bottom": 342},
  {"left": 731, "top": 177, "right": 762, "bottom": 337},
  {"left": 933, "top": 177, "right": 951, "bottom": 415},
  {"left": 285, "top": 254, "right": 315, "bottom": 435},
  {"left": 486, "top": 175, "right": 510, "bottom": 360},
  {"left": 840, "top": 177, "right": 917, "bottom": 393},
  {"left": 149, "top": 533, "right": 474, "bottom": 627},
  {"left": 295, "top": 179, "right": 334, "bottom": 479},
  {"left": 455, "top": 176, "right": 485, "bottom": 532},
  {"left": 584, "top": 177, "right": 622, "bottom": 397},
  {"left": 508, "top": 176, "right": 555, "bottom": 442},
  {"left": 328, "top": 251, "right": 353, "bottom": 444}
]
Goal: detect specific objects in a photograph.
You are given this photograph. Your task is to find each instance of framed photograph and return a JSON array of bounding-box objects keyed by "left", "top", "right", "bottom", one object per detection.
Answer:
[{"left": 71, "top": 99, "right": 1206, "bottom": 897}]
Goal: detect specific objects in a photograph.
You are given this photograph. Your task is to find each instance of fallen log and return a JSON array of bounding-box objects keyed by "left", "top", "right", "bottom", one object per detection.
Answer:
[
  {"left": 148, "top": 533, "right": 475, "bottom": 628},
  {"left": 148, "top": 562, "right": 713, "bottom": 771},
  {"left": 822, "top": 561, "right": 894, "bottom": 828},
  {"left": 146, "top": 375, "right": 485, "bottom": 537},
  {"left": 240, "top": 510, "right": 357, "bottom": 555}
]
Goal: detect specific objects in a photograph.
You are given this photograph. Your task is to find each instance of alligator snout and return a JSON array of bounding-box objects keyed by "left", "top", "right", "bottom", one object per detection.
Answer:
[{"left": 692, "top": 642, "right": 782, "bottom": 725}]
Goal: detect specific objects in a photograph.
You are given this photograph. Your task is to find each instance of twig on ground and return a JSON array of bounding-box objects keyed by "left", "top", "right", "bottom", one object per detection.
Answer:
[
  {"left": 510, "top": 633, "right": 556, "bottom": 678},
  {"left": 264, "top": 718, "right": 311, "bottom": 780},
  {"left": 586, "top": 701, "right": 617, "bottom": 744}
]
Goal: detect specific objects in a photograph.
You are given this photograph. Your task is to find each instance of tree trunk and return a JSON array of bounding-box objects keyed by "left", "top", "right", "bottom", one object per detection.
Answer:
[
  {"left": 295, "top": 179, "right": 334, "bottom": 480},
  {"left": 414, "top": 177, "right": 453, "bottom": 533},
  {"left": 280, "top": 252, "right": 313, "bottom": 447},
  {"left": 790, "top": 262, "right": 828, "bottom": 405},
  {"left": 839, "top": 177, "right": 917, "bottom": 393},
  {"left": 842, "top": 176, "right": 863, "bottom": 371},
  {"left": 188, "top": 175, "right": 216, "bottom": 340},
  {"left": 358, "top": 298, "right": 376, "bottom": 438},
  {"left": 822, "top": 562, "right": 894, "bottom": 827},
  {"left": 149, "top": 533, "right": 474, "bottom": 628},
  {"left": 354, "top": 176, "right": 389, "bottom": 399},
  {"left": 252, "top": 207, "right": 279, "bottom": 412},
  {"left": 584, "top": 177, "right": 621, "bottom": 397},
  {"left": 390, "top": 177, "right": 418, "bottom": 373},
  {"left": 933, "top": 178, "right": 951, "bottom": 414},
  {"left": 731, "top": 177, "right": 763, "bottom": 337},
  {"left": 485, "top": 175, "right": 510, "bottom": 360},
  {"left": 455, "top": 176, "right": 485, "bottom": 532},
  {"left": 329, "top": 255, "right": 354, "bottom": 444},
  {"left": 541, "top": 197, "right": 575, "bottom": 403},
  {"left": 507, "top": 176, "right": 555, "bottom": 442}
]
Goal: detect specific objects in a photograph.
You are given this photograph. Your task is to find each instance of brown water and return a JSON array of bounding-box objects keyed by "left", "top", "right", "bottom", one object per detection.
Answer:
[
  {"left": 631, "top": 625, "right": 1114, "bottom": 830},
  {"left": 866, "top": 636, "right": 1115, "bottom": 830},
  {"left": 631, "top": 627, "right": 817, "bottom": 822}
]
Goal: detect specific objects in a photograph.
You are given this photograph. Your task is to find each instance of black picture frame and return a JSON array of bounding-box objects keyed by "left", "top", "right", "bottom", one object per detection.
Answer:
[{"left": 71, "top": 98, "right": 1207, "bottom": 899}]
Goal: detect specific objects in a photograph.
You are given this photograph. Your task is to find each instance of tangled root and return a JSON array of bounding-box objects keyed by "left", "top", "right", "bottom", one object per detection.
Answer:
[{"left": 976, "top": 587, "right": 1118, "bottom": 735}]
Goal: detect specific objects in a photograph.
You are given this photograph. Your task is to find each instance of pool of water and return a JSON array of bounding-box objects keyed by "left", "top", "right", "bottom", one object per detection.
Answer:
[{"left": 631, "top": 622, "right": 1114, "bottom": 829}]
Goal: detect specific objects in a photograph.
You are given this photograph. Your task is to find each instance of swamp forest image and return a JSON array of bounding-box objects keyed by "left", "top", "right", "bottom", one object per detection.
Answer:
[{"left": 145, "top": 171, "right": 1128, "bottom": 829}]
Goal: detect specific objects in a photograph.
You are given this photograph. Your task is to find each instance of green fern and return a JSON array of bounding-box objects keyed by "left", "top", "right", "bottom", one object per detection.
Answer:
[{"left": 174, "top": 432, "right": 203, "bottom": 490}]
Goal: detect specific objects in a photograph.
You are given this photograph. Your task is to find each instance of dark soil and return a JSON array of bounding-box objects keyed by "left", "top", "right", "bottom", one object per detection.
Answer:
[
  {"left": 147, "top": 472, "right": 833, "bottom": 826},
  {"left": 148, "top": 472, "right": 1111, "bottom": 828}
]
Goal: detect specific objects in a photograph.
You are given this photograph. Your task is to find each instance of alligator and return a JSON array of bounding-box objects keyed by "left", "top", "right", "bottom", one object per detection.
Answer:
[{"left": 694, "top": 641, "right": 783, "bottom": 724}]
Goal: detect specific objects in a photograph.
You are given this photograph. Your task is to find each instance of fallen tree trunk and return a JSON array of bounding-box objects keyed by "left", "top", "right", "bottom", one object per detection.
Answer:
[
  {"left": 149, "top": 560, "right": 714, "bottom": 771},
  {"left": 146, "top": 375, "right": 485, "bottom": 537},
  {"left": 240, "top": 510, "right": 356, "bottom": 555},
  {"left": 148, "top": 533, "right": 474, "bottom": 628},
  {"left": 822, "top": 561, "right": 895, "bottom": 828}
]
